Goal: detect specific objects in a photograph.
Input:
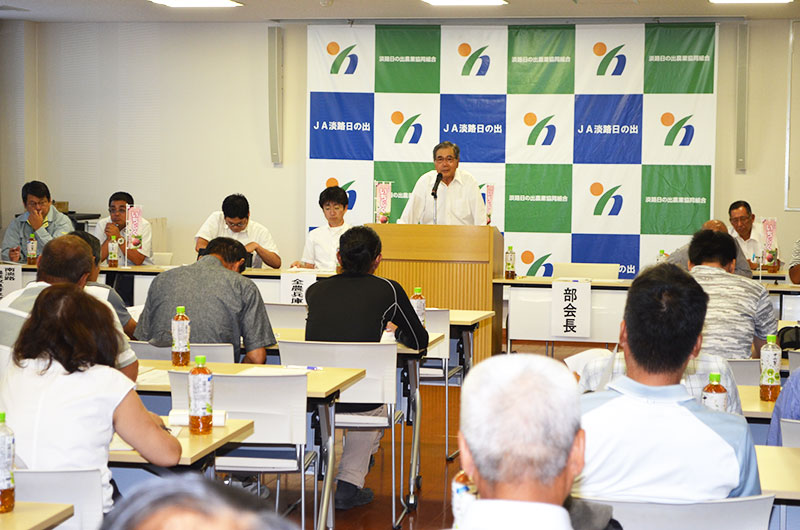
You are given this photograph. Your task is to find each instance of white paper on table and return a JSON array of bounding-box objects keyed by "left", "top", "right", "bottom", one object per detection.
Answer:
[
  {"left": 110, "top": 433, "right": 133, "bottom": 451},
  {"left": 564, "top": 348, "right": 613, "bottom": 374},
  {"left": 135, "top": 368, "right": 170, "bottom": 387},
  {"left": 238, "top": 366, "right": 310, "bottom": 376}
]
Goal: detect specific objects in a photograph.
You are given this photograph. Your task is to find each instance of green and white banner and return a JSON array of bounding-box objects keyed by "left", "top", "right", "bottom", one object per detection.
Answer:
[{"left": 307, "top": 23, "right": 717, "bottom": 278}]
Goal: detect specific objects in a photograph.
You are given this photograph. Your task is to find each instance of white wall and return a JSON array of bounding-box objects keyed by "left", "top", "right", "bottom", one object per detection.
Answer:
[
  {"left": 3, "top": 21, "right": 308, "bottom": 266},
  {"left": 715, "top": 20, "right": 800, "bottom": 255},
  {"left": 2, "top": 20, "right": 800, "bottom": 265}
]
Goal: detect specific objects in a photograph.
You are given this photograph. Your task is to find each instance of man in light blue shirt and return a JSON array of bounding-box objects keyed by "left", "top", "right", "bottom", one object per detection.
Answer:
[
  {"left": 1, "top": 181, "right": 74, "bottom": 262},
  {"left": 573, "top": 263, "right": 761, "bottom": 502}
]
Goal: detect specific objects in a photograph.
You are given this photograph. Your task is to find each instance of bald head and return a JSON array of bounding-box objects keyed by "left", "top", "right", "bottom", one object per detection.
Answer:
[
  {"left": 36, "top": 235, "right": 94, "bottom": 285},
  {"left": 701, "top": 220, "right": 728, "bottom": 233}
]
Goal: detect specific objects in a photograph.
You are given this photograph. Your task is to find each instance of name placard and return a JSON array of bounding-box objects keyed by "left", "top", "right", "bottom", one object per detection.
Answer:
[
  {"left": 0, "top": 264, "right": 22, "bottom": 299},
  {"left": 280, "top": 272, "right": 317, "bottom": 304},
  {"left": 550, "top": 279, "right": 591, "bottom": 338}
]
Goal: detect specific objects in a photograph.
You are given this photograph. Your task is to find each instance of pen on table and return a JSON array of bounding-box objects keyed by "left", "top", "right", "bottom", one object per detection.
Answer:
[{"left": 287, "top": 365, "right": 323, "bottom": 371}]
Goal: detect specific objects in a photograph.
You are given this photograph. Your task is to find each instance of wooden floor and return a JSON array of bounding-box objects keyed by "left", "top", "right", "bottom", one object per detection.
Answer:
[{"left": 259, "top": 383, "right": 463, "bottom": 530}]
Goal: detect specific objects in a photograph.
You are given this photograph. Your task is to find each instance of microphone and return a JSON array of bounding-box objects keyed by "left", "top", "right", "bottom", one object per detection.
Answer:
[{"left": 431, "top": 172, "right": 443, "bottom": 199}]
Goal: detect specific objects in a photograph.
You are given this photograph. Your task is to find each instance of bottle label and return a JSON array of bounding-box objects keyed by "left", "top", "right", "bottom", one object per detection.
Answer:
[
  {"left": 189, "top": 373, "right": 213, "bottom": 416},
  {"left": 505, "top": 252, "right": 515, "bottom": 271},
  {"left": 760, "top": 346, "right": 781, "bottom": 386},
  {"left": 26, "top": 239, "right": 36, "bottom": 258},
  {"left": 411, "top": 298, "right": 425, "bottom": 326},
  {"left": 0, "top": 434, "right": 13, "bottom": 489},
  {"left": 702, "top": 391, "right": 727, "bottom": 412},
  {"left": 451, "top": 478, "right": 478, "bottom": 529},
  {"left": 171, "top": 320, "right": 190, "bottom": 352}
]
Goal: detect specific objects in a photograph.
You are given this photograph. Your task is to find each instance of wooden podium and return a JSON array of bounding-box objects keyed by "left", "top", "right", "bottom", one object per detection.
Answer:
[{"left": 368, "top": 224, "right": 503, "bottom": 364}]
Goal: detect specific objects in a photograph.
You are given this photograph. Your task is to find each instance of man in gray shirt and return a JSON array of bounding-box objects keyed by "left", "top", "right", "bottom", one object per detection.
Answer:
[
  {"left": 689, "top": 229, "right": 776, "bottom": 359},
  {"left": 668, "top": 219, "right": 752, "bottom": 278},
  {"left": 135, "top": 237, "right": 274, "bottom": 364}
]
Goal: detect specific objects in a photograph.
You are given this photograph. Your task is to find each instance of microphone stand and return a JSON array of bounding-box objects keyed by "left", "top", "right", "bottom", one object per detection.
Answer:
[{"left": 431, "top": 172, "right": 443, "bottom": 225}]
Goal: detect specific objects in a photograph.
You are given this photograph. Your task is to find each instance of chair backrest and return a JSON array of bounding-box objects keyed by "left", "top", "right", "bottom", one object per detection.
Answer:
[
  {"left": 727, "top": 358, "right": 761, "bottom": 386},
  {"left": 264, "top": 302, "right": 308, "bottom": 329},
  {"left": 552, "top": 262, "right": 620, "bottom": 280},
  {"left": 278, "top": 340, "right": 397, "bottom": 405},
  {"left": 422, "top": 308, "right": 450, "bottom": 361},
  {"left": 780, "top": 418, "right": 800, "bottom": 447},
  {"left": 130, "top": 341, "right": 234, "bottom": 363},
  {"left": 789, "top": 350, "right": 800, "bottom": 374},
  {"left": 168, "top": 371, "right": 308, "bottom": 445},
  {"left": 15, "top": 468, "right": 103, "bottom": 530},
  {"left": 577, "top": 494, "right": 774, "bottom": 530}
]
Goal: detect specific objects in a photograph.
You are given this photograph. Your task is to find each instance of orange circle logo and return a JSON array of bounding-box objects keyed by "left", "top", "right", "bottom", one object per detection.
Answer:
[
  {"left": 326, "top": 178, "right": 339, "bottom": 188},
  {"left": 590, "top": 182, "right": 604, "bottom": 196},
  {"left": 327, "top": 42, "right": 340, "bottom": 55},
  {"left": 391, "top": 111, "right": 405, "bottom": 125},
  {"left": 593, "top": 42, "right": 607, "bottom": 56},
  {"left": 458, "top": 43, "right": 472, "bottom": 57},
  {"left": 661, "top": 112, "right": 675, "bottom": 126},
  {"left": 523, "top": 112, "right": 537, "bottom": 126},
  {"left": 521, "top": 250, "right": 535, "bottom": 265}
]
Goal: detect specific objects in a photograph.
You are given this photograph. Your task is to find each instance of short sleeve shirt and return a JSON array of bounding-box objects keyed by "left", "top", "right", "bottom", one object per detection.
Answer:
[
  {"left": 300, "top": 222, "right": 351, "bottom": 270},
  {"left": 194, "top": 211, "right": 279, "bottom": 269},
  {"left": 92, "top": 216, "right": 153, "bottom": 265}
]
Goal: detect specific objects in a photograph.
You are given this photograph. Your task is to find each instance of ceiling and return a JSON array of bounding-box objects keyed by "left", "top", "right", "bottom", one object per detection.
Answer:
[{"left": 1, "top": 0, "right": 799, "bottom": 24}]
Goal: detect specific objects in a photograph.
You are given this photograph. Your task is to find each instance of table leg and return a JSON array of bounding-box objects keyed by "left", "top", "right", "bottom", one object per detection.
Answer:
[
  {"left": 316, "top": 402, "right": 336, "bottom": 530},
  {"left": 447, "top": 326, "right": 476, "bottom": 462},
  {"left": 407, "top": 358, "right": 421, "bottom": 506}
]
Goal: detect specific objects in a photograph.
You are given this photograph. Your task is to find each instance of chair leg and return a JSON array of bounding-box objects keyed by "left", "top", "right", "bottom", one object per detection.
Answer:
[
  {"left": 275, "top": 475, "right": 281, "bottom": 513},
  {"left": 313, "top": 459, "right": 319, "bottom": 530},
  {"left": 444, "top": 359, "right": 449, "bottom": 458},
  {"left": 390, "top": 409, "right": 396, "bottom": 526},
  {"left": 300, "top": 449, "right": 306, "bottom": 530}
]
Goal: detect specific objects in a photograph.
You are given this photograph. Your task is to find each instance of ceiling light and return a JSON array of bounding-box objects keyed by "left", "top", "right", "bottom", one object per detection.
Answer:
[
  {"left": 149, "top": 0, "right": 242, "bottom": 7},
  {"left": 422, "top": 0, "right": 507, "bottom": 5},
  {"left": 709, "top": 0, "right": 792, "bottom": 3}
]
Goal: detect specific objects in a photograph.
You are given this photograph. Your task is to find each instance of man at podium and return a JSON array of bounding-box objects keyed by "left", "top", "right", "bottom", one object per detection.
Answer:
[{"left": 398, "top": 141, "right": 486, "bottom": 226}]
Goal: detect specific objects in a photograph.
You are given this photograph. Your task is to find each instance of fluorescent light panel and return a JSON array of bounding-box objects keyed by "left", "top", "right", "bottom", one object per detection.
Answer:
[
  {"left": 149, "top": 0, "right": 242, "bottom": 7},
  {"left": 422, "top": 0, "right": 507, "bottom": 5},
  {"left": 709, "top": 0, "right": 792, "bottom": 3}
]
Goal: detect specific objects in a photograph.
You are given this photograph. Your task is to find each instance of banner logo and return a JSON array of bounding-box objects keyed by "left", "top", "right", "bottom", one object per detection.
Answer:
[
  {"left": 391, "top": 111, "right": 422, "bottom": 144},
  {"left": 458, "top": 43, "right": 490, "bottom": 76},
  {"left": 590, "top": 182, "right": 623, "bottom": 216},
  {"left": 326, "top": 177, "right": 357, "bottom": 210},
  {"left": 327, "top": 42, "right": 358, "bottom": 75},
  {"left": 524, "top": 112, "right": 556, "bottom": 146},
  {"left": 521, "top": 250, "right": 553, "bottom": 277},
  {"left": 594, "top": 42, "right": 626, "bottom": 76},
  {"left": 661, "top": 112, "right": 695, "bottom": 146}
]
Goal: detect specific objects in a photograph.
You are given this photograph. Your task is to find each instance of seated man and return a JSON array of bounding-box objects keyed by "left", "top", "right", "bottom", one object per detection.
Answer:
[
  {"left": 689, "top": 229, "right": 776, "bottom": 359},
  {"left": 305, "top": 226, "right": 428, "bottom": 510},
  {"left": 728, "top": 200, "right": 764, "bottom": 269},
  {"left": 788, "top": 240, "right": 800, "bottom": 284},
  {"left": 92, "top": 191, "right": 153, "bottom": 266},
  {"left": 458, "top": 354, "right": 614, "bottom": 530},
  {"left": 135, "top": 237, "right": 275, "bottom": 364},
  {"left": 0, "top": 235, "right": 138, "bottom": 381},
  {"left": 290, "top": 186, "right": 351, "bottom": 271},
  {"left": 578, "top": 348, "right": 742, "bottom": 415},
  {"left": 573, "top": 263, "right": 760, "bottom": 501},
  {"left": 1, "top": 180, "right": 73, "bottom": 262},
  {"left": 70, "top": 230, "right": 137, "bottom": 339},
  {"left": 195, "top": 194, "right": 281, "bottom": 269},
  {"left": 667, "top": 219, "right": 751, "bottom": 278}
]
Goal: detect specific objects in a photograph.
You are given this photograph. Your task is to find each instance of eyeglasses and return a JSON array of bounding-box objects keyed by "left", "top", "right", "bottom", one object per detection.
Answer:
[
  {"left": 225, "top": 220, "right": 247, "bottom": 229},
  {"left": 435, "top": 156, "right": 457, "bottom": 163},
  {"left": 26, "top": 200, "right": 49, "bottom": 208},
  {"left": 108, "top": 208, "right": 127, "bottom": 214}
]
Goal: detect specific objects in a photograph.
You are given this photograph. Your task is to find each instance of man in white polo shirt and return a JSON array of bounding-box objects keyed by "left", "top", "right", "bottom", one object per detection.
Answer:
[
  {"left": 195, "top": 193, "right": 281, "bottom": 269},
  {"left": 573, "top": 263, "right": 760, "bottom": 502}
]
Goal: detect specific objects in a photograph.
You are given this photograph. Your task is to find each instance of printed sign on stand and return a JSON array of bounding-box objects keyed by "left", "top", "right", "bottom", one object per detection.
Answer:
[
  {"left": 280, "top": 272, "right": 317, "bottom": 304},
  {"left": 0, "top": 264, "right": 22, "bottom": 299},
  {"left": 550, "top": 279, "right": 591, "bottom": 338}
]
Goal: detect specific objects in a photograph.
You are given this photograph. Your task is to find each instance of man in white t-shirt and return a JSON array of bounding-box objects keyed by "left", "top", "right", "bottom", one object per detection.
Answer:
[
  {"left": 398, "top": 141, "right": 486, "bottom": 226},
  {"left": 728, "top": 200, "right": 764, "bottom": 269},
  {"left": 92, "top": 191, "right": 153, "bottom": 266},
  {"left": 195, "top": 194, "right": 281, "bottom": 269},
  {"left": 291, "top": 186, "right": 351, "bottom": 271}
]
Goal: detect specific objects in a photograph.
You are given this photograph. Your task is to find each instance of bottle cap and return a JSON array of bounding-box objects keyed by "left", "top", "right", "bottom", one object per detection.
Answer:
[
  {"left": 195, "top": 355, "right": 206, "bottom": 365},
  {"left": 30, "top": 234, "right": 35, "bottom": 239},
  {"left": 111, "top": 235, "right": 116, "bottom": 241},
  {"left": 709, "top": 372, "right": 721, "bottom": 383},
  {"left": 176, "top": 306, "right": 186, "bottom": 314},
  {"left": 0, "top": 412, "right": 5, "bottom": 423},
  {"left": 508, "top": 246, "right": 513, "bottom": 251},
  {"left": 414, "top": 287, "right": 422, "bottom": 294},
  {"left": 767, "top": 334, "right": 777, "bottom": 344}
]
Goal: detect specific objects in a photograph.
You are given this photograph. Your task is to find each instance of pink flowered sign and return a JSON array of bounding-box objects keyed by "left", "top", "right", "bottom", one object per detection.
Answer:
[
  {"left": 126, "top": 205, "right": 143, "bottom": 249},
  {"left": 375, "top": 182, "right": 391, "bottom": 223}
]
